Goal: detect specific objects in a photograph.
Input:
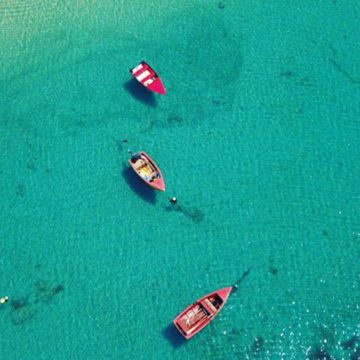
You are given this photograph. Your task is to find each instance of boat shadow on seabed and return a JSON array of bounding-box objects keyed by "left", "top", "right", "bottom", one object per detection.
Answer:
[
  {"left": 123, "top": 79, "right": 157, "bottom": 107},
  {"left": 162, "top": 324, "right": 187, "bottom": 348},
  {"left": 122, "top": 165, "right": 157, "bottom": 204}
]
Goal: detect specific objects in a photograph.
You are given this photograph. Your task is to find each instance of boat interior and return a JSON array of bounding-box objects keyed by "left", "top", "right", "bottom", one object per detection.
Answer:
[
  {"left": 207, "top": 294, "right": 223, "bottom": 309},
  {"left": 200, "top": 298, "right": 218, "bottom": 314},
  {"left": 177, "top": 294, "right": 224, "bottom": 335},
  {"left": 133, "top": 157, "right": 158, "bottom": 181},
  {"left": 136, "top": 70, "right": 151, "bottom": 82},
  {"left": 178, "top": 305, "right": 209, "bottom": 334}
]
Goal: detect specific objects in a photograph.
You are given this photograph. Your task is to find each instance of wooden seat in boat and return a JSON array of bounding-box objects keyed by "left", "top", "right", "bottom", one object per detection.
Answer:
[
  {"left": 177, "top": 305, "right": 208, "bottom": 333},
  {"left": 134, "top": 159, "right": 146, "bottom": 171},
  {"left": 202, "top": 299, "right": 217, "bottom": 313}
]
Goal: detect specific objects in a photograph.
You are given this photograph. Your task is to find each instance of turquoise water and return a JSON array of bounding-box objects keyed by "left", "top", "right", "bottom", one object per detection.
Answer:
[{"left": 0, "top": 1, "right": 359, "bottom": 358}]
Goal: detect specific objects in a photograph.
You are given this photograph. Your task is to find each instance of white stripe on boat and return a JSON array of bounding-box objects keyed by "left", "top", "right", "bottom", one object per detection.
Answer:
[
  {"left": 136, "top": 70, "right": 151, "bottom": 82},
  {"left": 132, "top": 63, "right": 144, "bottom": 74}
]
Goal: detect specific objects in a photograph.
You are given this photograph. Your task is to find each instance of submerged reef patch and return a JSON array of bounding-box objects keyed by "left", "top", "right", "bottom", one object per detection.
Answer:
[
  {"left": 15, "top": 184, "right": 26, "bottom": 197},
  {"left": 280, "top": 70, "right": 295, "bottom": 79},
  {"left": 11, "top": 296, "right": 29, "bottom": 310},
  {"left": 11, "top": 304, "right": 36, "bottom": 325},
  {"left": 351, "top": 347, "right": 360, "bottom": 360},
  {"left": 310, "top": 347, "right": 334, "bottom": 360},
  {"left": 141, "top": 119, "right": 156, "bottom": 133},
  {"left": 35, "top": 280, "right": 65, "bottom": 303},
  {"left": 167, "top": 113, "right": 183, "bottom": 124},
  {"left": 280, "top": 69, "right": 314, "bottom": 88},
  {"left": 269, "top": 267, "right": 278, "bottom": 275},
  {"left": 9, "top": 295, "right": 36, "bottom": 325},
  {"left": 341, "top": 336, "right": 358, "bottom": 350},
  {"left": 218, "top": 2, "right": 226, "bottom": 10},
  {"left": 26, "top": 160, "right": 37, "bottom": 171},
  {"left": 5, "top": 279, "right": 64, "bottom": 326}
]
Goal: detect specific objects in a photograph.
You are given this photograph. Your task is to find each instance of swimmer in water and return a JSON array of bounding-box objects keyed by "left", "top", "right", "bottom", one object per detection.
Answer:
[{"left": 0, "top": 296, "right": 9, "bottom": 304}]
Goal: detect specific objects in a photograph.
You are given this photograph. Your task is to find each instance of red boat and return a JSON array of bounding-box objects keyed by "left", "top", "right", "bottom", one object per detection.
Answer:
[
  {"left": 173, "top": 287, "right": 232, "bottom": 340},
  {"left": 128, "top": 151, "right": 166, "bottom": 191},
  {"left": 130, "top": 61, "right": 166, "bottom": 95}
]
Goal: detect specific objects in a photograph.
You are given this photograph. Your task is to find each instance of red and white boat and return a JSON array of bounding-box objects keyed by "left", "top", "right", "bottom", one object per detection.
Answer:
[
  {"left": 128, "top": 151, "right": 166, "bottom": 191},
  {"left": 173, "top": 287, "right": 232, "bottom": 340},
  {"left": 130, "top": 61, "right": 166, "bottom": 95}
]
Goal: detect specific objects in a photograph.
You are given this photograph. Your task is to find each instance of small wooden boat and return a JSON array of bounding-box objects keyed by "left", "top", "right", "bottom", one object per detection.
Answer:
[
  {"left": 130, "top": 61, "right": 166, "bottom": 95},
  {"left": 173, "top": 287, "right": 232, "bottom": 340},
  {"left": 128, "top": 151, "right": 166, "bottom": 191}
]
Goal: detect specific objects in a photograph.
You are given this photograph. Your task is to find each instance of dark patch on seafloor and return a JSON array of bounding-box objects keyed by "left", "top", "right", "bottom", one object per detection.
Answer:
[
  {"left": 269, "top": 267, "right": 278, "bottom": 275},
  {"left": 252, "top": 336, "right": 265, "bottom": 356},
  {"left": 167, "top": 113, "right": 183, "bottom": 124},
  {"left": 123, "top": 79, "right": 157, "bottom": 107},
  {"left": 122, "top": 165, "right": 156, "bottom": 205},
  {"left": 35, "top": 280, "right": 64, "bottom": 303},
  {"left": 142, "top": 114, "right": 184, "bottom": 133},
  {"left": 218, "top": 2, "right": 226, "bottom": 10},
  {"left": 16, "top": 184, "right": 26, "bottom": 197},
  {"left": 280, "top": 70, "right": 314, "bottom": 88},
  {"left": 351, "top": 347, "right": 360, "bottom": 360},
  {"left": 280, "top": 70, "right": 295, "bottom": 79},
  {"left": 165, "top": 202, "right": 204, "bottom": 223},
  {"left": 162, "top": 324, "right": 186, "bottom": 348},
  {"left": 230, "top": 328, "right": 240, "bottom": 336},
  {"left": 11, "top": 296, "right": 30, "bottom": 310},
  {"left": 141, "top": 119, "right": 157, "bottom": 133},
  {"left": 309, "top": 347, "right": 335, "bottom": 360},
  {"left": 10, "top": 295, "right": 35, "bottom": 325},
  {"left": 11, "top": 304, "right": 37, "bottom": 325},
  {"left": 111, "top": 136, "right": 130, "bottom": 154},
  {"left": 341, "top": 336, "right": 359, "bottom": 350},
  {"left": 319, "top": 324, "right": 336, "bottom": 347},
  {"left": 212, "top": 99, "right": 227, "bottom": 106},
  {"left": 7, "top": 280, "right": 64, "bottom": 325},
  {"left": 26, "top": 160, "right": 37, "bottom": 171}
]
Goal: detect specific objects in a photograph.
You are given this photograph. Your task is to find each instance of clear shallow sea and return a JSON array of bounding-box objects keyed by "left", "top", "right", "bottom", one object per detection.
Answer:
[{"left": 0, "top": 1, "right": 359, "bottom": 359}]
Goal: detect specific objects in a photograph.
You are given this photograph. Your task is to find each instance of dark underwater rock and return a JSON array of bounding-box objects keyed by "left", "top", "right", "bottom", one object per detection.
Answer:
[
  {"left": 269, "top": 267, "right": 278, "bottom": 275},
  {"left": 310, "top": 347, "right": 334, "bottom": 360},
  {"left": 341, "top": 336, "right": 358, "bottom": 350},
  {"left": 35, "top": 280, "right": 64, "bottom": 303},
  {"left": 11, "top": 304, "right": 36, "bottom": 325}
]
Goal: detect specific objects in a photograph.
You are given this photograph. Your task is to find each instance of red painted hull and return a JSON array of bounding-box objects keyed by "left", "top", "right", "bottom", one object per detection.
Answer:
[
  {"left": 130, "top": 61, "right": 166, "bottom": 95},
  {"left": 173, "top": 287, "right": 232, "bottom": 340},
  {"left": 128, "top": 151, "right": 166, "bottom": 191}
]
